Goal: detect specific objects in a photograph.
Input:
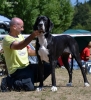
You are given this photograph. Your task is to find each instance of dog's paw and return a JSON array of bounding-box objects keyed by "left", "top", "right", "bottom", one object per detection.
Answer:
[
  {"left": 36, "top": 87, "right": 43, "bottom": 91},
  {"left": 66, "top": 83, "right": 72, "bottom": 87},
  {"left": 84, "top": 82, "right": 90, "bottom": 87},
  {"left": 51, "top": 86, "right": 57, "bottom": 92}
]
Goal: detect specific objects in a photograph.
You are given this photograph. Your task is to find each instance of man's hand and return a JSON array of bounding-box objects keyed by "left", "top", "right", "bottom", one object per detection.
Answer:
[
  {"left": 31, "top": 30, "right": 42, "bottom": 38},
  {"left": 10, "top": 30, "right": 42, "bottom": 50}
]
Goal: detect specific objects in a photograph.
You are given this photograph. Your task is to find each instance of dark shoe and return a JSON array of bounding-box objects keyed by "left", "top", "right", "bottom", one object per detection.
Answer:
[{"left": 1, "top": 77, "right": 9, "bottom": 92}]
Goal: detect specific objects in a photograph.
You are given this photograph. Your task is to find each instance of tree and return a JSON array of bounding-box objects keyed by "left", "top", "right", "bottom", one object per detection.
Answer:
[
  {"left": 11, "top": 0, "right": 40, "bottom": 33},
  {"left": 0, "top": 0, "right": 74, "bottom": 34},
  {"left": 0, "top": 0, "right": 13, "bottom": 19},
  {"left": 70, "top": 0, "right": 91, "bottom": 31},
  {"left": 58, "top": 0, "right": 74, "bottom": 32},
  {"left": 37, "top": 0, "right": 74, "bottom": 33}
]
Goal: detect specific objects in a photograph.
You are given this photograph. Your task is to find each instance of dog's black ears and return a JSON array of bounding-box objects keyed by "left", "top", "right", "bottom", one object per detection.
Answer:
[
  {"left": 47, "top": 17, "right": 54, "bottom": 32},
  {"left": 33, "top": 16, "right": 54, "bottom": 32}
]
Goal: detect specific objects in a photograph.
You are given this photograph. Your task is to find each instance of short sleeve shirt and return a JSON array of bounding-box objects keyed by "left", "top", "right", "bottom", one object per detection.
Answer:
[
  {"left": 2, "top": 34, "right": 29, "bottom": 74},
  {"left": 80, "top": 47, "right": 90, "bottom": 61}
]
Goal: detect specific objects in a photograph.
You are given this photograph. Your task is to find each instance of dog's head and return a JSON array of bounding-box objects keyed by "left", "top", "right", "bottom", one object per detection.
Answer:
[{"left": 33, "top": 16, "right": 54, "bottom": 34}]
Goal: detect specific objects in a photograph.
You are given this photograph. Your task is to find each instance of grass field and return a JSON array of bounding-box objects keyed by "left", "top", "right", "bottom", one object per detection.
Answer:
[{"left": 0, "top": 68, "right": 91, "bottom": 100}]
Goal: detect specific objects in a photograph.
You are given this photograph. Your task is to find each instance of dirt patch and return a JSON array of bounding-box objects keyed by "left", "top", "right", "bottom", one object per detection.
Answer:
[{"left": 0, "top": 68, "right": 91, "bottom": 100}]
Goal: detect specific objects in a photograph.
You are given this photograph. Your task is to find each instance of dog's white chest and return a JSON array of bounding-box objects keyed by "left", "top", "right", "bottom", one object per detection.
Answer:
[{"left": 38, "top": 34, "right": 49, "bottom": 63}]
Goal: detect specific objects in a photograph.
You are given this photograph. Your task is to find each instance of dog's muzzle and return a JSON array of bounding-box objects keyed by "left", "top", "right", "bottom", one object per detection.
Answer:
[
  {"left": 38, "top": 22, "right": 45, "bottom": 33},
  {"left": 38, "top": 24, "right": 43, "bottom": 30}
]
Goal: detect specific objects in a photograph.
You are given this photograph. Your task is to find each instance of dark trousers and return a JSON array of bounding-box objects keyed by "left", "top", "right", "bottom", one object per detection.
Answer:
[{"left": 6, "top": 62, "right": 51, "bottom": 91}]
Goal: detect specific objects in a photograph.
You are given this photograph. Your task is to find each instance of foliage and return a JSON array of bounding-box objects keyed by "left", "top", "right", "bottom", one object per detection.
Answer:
[
  {"left": 70, "top": 0, "right": 91, "bottom": 31},
  {"left": 72, "top": 23, "right": 85, "bottom": 29},
  {"left": 0, "top": 0, "right": 13, "bottom": 19},
  {"left": 58, "top": 0, "right": 74, "bottom": 32},
  {"left": 0, "top": 0, "right": 74, "bottom": 34},
  {"left": 1, "top": 0, "right": 91, "bottom": 33}
]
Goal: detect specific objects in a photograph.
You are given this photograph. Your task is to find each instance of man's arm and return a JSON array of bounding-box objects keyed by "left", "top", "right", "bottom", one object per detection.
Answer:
[{"left": 11, "top": 30, "right": 40, "bottom": 50}]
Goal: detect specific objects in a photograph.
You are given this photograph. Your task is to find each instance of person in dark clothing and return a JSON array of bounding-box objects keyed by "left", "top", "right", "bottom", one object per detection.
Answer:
[{"left": 1, "top": 62, "right": 51, "bottom": 92}]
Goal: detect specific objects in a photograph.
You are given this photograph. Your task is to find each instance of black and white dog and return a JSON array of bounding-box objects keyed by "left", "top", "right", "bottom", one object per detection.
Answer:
[{"left": 33, "top": 15, "right": 90, "bottom": 91}]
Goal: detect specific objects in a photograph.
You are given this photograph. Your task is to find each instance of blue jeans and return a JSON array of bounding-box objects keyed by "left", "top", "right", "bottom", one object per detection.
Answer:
[{"left": 6, "top": 62, "right": 51, "bottom": 91}]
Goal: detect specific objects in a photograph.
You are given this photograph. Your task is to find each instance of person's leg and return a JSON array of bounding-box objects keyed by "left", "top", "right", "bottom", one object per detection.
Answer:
[
  {"left": 1, "top": 75, "right": 15, "bottom": 92},
  {"left": 5, "top": 63, "right": 51, "bottom": 91},
  {"left": 1, "top": 76, "right": 9, "bottom": 92},
  {"left": 81, "top": 60, "right": 88, "bottom": 74},
  {"left": 10, "top": 65, "right": 35, "bottom": 91}
]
